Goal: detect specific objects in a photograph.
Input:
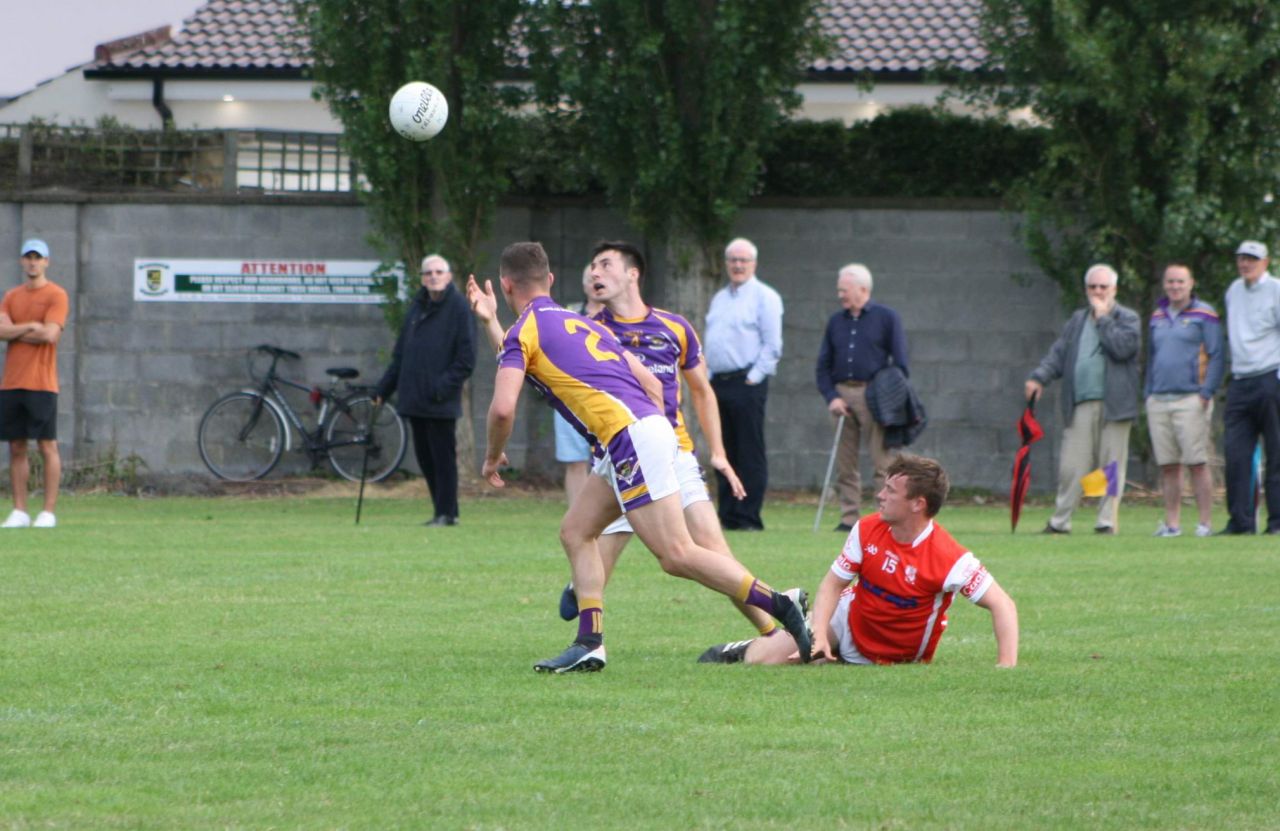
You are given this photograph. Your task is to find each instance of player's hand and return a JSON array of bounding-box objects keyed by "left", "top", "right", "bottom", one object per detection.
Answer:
[
  {"left": 827, "top": 397, "right": 850, "bottom": 417},
  {"left": 1088, "top": 293, "right": 1112, "bottom": 318},
  {"left": 481, "top": 453, "right": 508, "bottom": 488},
  {"left": 809, "top": 635, "right": 836, "bottom": 664},
  {"left": 710, "top": 454, "right": 746, "bottom": 500},
  {"left": 466, "top": 275, "right": 498, "bottom": 323},
  {"left": 1024, "top": 379, "right": 1042, "bottom": 403}
]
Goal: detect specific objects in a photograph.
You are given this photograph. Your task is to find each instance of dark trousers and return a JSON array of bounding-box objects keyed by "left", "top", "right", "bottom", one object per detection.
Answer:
[
  {"left": 407, "top": 416, "right": 459, "bottom": 519},
  {"left": 1222, "top": 373, "right": 1280, "bottom": 533},
  {"left": 711, "top": 373, "right": 768, "bottom": 529}
]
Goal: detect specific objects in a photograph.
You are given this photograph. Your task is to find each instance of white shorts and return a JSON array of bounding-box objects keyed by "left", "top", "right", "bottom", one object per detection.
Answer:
[
  {"left": 601, "top": 448, "right": 711, "bottom": 535},
  {"left": 829, "top": 588, "right": 874, "bottom": 665},
  {"left": 591, "top": 414, "right": 682, "bottom": 514}
]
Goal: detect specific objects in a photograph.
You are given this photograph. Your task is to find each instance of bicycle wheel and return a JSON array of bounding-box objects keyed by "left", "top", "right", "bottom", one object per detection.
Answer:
[
  {"left": 325, "top": 395, "right": 408, "bottom": 483},
  {"left": 197, "top": 392, "right": 286, "bottom": 481}
]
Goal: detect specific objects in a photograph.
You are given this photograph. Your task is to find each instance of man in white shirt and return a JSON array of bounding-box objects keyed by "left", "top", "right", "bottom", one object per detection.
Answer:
[
  {"left": 704, "top": 238, "right": 783, "bottom": 531},
  {"left": 1221, "top": 240, "right": 1280, "bottom": 535}
]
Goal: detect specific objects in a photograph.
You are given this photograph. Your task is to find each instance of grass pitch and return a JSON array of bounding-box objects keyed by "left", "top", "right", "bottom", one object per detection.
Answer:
[{"left": 1, "top": 492, "right": 1277, "bottom": 829}]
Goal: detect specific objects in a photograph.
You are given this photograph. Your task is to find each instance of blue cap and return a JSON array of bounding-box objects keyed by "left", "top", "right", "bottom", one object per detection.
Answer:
[{"left": 21, "top": 238, "right": 49, "bottom": 258}]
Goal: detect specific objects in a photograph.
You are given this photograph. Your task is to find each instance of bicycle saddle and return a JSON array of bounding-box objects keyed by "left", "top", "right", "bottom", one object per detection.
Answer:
[{"left": 326, "top": 367, "right": 360, "bottom": 379}]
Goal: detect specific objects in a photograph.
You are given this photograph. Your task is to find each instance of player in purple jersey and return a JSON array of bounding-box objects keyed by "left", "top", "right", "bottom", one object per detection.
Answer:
[
  {"left": 554, "top": 241, "right": 791, "bottom": 641},
  {"left": 467, "top": 241, "right": 811, "bottom": 673}
]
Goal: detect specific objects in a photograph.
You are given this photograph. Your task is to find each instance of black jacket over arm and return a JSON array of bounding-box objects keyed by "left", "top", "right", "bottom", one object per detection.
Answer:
[{"left": 376, "top": 283, "right": 476, "bottom": 419}]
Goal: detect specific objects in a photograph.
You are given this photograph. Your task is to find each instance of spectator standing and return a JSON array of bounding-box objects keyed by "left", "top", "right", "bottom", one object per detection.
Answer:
[
  {"left": 1145, "top": 263, "right": 1224, "bottom": 538},
  {"left": 1220, "top": 240, "right": 1280, "bottom": 535},
  {"left": 0, "top": 239, "right": 69, "bottom": 529},
  {"left": 704, "top": 238, "right": 783, "bottom": 531},
  {"left": 554, "top": 265, "right": 604, "bottom": 504},
  {"left": 815, "top": 263, "right": 908, "bottom": 532},
  {"left": 375, "top": 254, "right": 476, "bottom": 526},
  {"left": 1025, "top": 265, "right": 1140, "bottom": 534}
]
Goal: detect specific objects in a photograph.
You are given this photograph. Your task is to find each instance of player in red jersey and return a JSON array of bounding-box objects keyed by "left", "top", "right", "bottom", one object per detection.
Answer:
[{"left": 699, "top": 454, "right": 1018, "bottom": 667}]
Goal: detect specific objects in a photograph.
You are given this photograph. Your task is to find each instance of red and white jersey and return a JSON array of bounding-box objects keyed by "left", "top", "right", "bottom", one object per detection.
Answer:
[{"left": 831, "top": 513, "right": 992, "bottom": 664}]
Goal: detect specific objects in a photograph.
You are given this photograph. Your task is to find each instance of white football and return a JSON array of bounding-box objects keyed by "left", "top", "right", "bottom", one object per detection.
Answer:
[{"left": 388, "top": 82, "right": 449, "bottom": 142}]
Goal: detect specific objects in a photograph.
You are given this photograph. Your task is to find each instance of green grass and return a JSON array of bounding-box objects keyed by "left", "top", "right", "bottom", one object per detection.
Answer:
[{"left": 1, "top": 492, "right": 1277, "bottom": 830}]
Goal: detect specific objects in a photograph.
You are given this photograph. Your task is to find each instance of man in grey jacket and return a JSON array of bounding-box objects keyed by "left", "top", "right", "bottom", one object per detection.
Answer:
[{"left": 1025, "top": 264, "right": 1141, "bottom": 534}]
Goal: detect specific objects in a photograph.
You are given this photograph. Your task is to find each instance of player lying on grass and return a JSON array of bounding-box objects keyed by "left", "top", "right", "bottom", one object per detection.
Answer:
[
  {"left": 699, "top": 454, "right": 1018, "bottom": 667},
  {"left": 552, "top": 240, "right": 788, "bottom": 641},
  {"left": 467, "top": 241, "right": 811, "bottom": 673}
]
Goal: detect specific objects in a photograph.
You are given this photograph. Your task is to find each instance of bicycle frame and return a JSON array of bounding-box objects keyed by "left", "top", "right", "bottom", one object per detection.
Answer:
[{"left": 244, "top": 353, "right": 357, "bottom": 466}]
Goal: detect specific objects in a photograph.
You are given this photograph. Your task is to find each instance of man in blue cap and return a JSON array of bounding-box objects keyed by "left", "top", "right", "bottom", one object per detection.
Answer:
[{"left": 0, "top": 239, "right": 69, "bottom": 529}]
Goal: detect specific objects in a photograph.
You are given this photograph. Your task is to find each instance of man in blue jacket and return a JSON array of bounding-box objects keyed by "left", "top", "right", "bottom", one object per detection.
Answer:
[
  {"left": 1145, "top": 263, "right": 1224, "bottom": 538},
  {"left": 376, "top": 255, "right": 476, "bottom": 526},
  {"left": 1025, "top": 265, "right": 1141, "bottom": 534}
]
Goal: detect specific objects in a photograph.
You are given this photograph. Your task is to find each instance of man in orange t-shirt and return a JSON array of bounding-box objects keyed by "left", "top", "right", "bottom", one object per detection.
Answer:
[{"left": 0, "top": 239, "right": 69, "bottom": 529}]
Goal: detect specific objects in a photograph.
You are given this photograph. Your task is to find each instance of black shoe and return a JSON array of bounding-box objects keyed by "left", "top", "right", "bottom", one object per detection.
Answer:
[
  {"left": 1215, "top": 525, "right": 1252, "bottom": 536},
  {"left": 834, "top": 523, "right": 854, "bottom": 532},
  {"left": 772, "top": 591, "right": 812, "bottom": 663},
  {"left": 1094, "top": 525, "right": 1115, "bottom": 535},
  {"left": 698, "top": 639, "right": 754, "bottom": 664},
  {"left": 728, "top": 525, "right": 763, "bottom": 532},
  {"left": 1041, "top": 523, "right": 1069, "bottom": 535},
  {"left": 534, "top": 642, "right": 606, "bottom": 674},
  {"left": 425, "top": 515, "right": 458, "bottom": 527},
  {"left": 558, "top": 582, "right": 578, "bottom": 621}
]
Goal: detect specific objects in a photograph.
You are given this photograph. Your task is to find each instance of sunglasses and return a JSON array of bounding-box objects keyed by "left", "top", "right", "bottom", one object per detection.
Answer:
[{"left": 1085, "top": 283, "right": 1111, "bottom": 290}]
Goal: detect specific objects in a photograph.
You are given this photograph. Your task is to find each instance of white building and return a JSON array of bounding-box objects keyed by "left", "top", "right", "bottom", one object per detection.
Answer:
[{"left": 1, "top": 0, "right": 989, "bottom": 132}]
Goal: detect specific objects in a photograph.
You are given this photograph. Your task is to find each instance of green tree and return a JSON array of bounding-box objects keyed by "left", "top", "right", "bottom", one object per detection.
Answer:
[
  {"left": 528, "top": 0, "right": 828, "bottom": 317},
  {"left": 297, "top": 0, "right": 525, "bottom": 480},
  {"left": 968, "top": 0, "right": 1280, "bottom": 308},
  {"left": 296, "top": 0, "right": 524, "bottom": 327}
]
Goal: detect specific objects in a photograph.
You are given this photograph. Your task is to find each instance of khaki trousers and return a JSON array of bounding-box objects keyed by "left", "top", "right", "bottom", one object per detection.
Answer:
[
  {"left": 1050, "top": 399, "right": 1132, "bottom": 531},
  {"left": 834, "top": 381, "right": 900, "bottom": 525}
]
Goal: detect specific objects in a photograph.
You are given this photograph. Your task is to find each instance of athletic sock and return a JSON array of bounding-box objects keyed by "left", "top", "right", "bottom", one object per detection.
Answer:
[
  {"left": 735, "top": 576, "right": 776, "bottom": 616},
  {"left": 576, "top": 598, "right": 603, "bottom": 647},
  {"left": 756, "top": 620, "right": 779, "bottom": 636}
]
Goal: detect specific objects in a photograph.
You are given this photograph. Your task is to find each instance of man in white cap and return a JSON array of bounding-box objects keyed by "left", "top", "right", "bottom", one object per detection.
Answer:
[
  {"left": 0, "top": 239, "right": 69, "bottom": 528},
  {"left": 1220, "top": 240, "right": 1280, "bottom": 535}
]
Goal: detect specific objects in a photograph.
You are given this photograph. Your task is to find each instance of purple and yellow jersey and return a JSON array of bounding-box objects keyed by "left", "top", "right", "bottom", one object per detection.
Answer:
[
  {"left": 594, "top": 306, "right": 702, "bottom": 452},
  {"left": 498, "top": 296, "right": 660, "bottom": 447}
]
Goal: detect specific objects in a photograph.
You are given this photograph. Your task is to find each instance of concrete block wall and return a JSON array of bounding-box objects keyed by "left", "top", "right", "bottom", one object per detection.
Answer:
[{"left": 1, "top": 196, "right": 1067, "bottom": 492}]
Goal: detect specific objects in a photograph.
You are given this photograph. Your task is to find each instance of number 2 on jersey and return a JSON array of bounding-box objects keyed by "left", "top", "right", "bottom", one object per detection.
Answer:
[{"left": 564, "top": 318, "right": 621, "bottom": 363}]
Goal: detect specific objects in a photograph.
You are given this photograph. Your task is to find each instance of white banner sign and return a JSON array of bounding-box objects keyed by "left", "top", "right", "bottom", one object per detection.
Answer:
[{"left": 134, "top": 258, "right": 402, "bottom": 304}]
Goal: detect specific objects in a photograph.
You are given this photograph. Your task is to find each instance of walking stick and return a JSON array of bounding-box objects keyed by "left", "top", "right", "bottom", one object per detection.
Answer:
[
  {"left": 355, "top": 400, "right": 383, "bottom": 525},
  {"left": 813, "top": 414, "right": 846, "bottom": 532}
]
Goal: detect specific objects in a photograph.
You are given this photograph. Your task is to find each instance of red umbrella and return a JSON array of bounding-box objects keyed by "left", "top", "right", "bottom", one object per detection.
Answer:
[{"left": 1010, "top": 400, "right": 1045, "bottom": 532}]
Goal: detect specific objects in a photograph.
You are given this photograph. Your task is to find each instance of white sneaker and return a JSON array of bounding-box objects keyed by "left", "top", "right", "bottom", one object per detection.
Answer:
[
  {"left": 1, "top": 509, "right": 31, "bottom": 528},
  {"left": 1195, "top": 523, "right": 1213, "bottom": 537},
  {"left": 32, "top": 511, "right": 56, "bottom": 528},
  {"left": 1153, "top": 522, "right": 1181, "bottom": 538}
]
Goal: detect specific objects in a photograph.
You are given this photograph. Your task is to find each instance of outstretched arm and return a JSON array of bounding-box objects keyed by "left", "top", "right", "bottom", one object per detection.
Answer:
[
  {"left": 483, "top": 367, "right": 525, "bottom": 487},
  {"left": 808, "top": 569, "right": 851, "bottom": 664},
  {"left": 466, "top": 275, "right": 506, "bottom": 352},
  {"left": 683, "top": 363, "right": 745, "bottom": 499},
  {"left": 976, "top": 580, "right": 1019, "bottom": 668}
]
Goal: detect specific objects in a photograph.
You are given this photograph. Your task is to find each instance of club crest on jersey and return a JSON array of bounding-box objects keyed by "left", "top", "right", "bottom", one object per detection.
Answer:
[{"left": 905, "top": 564, "right": 918, "bottom": 584}]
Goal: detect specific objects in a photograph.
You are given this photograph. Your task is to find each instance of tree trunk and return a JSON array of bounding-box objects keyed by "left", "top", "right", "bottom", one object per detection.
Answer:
[
  {"left": 662, "top": 226, "right": 721, "bottom": 330},
  {"left": 662, "top": 226, "right": 723, "bottom": 457}
]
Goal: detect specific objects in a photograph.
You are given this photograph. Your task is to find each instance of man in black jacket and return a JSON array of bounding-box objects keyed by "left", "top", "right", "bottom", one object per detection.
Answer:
[{"left": 376, "top": 255, "right": 476, "bottom": 526}]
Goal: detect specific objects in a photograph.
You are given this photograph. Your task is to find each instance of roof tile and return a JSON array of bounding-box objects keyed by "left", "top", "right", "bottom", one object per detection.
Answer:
[{"left": 92, "top": 0, "right": 986, "bottom": 77}]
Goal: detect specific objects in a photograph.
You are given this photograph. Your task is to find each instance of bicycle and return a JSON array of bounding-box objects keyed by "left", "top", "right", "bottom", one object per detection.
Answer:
[{"left": 197, "top": 344, "right": 408, "bottom": 483}]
